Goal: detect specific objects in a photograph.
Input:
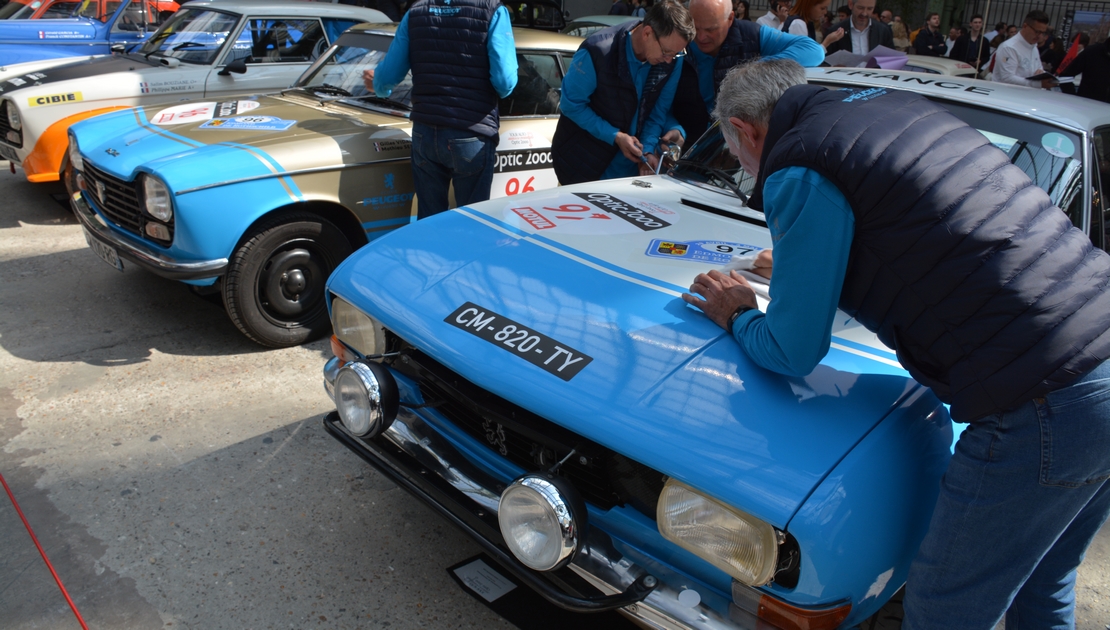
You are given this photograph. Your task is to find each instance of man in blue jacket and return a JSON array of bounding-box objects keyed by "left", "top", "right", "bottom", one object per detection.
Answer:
[
  {"left": 672, "top": 0, "right": 824, "bottom": 143},
  {"left": 551, "top": 0, "right": 695, "bottom": 185},
  {"left": 684, "top": 58, "right": 1110, "bottom": 629},
  {"left": 364, "top": 0, "right": 517, "bottom": 219}
]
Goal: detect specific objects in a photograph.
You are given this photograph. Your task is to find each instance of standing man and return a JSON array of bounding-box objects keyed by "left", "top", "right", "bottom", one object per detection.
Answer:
[
  {"left": 992, "top": 10, "right": 1056, "bottom": 89},
  {"left": 950, "top": 14, "right": 990, "bottom": 70},
  {"left": 912, "top": 12, "right": 946, "bottom": 56},
  {"left": 823, "top": 0, "right": 892, "bottom": 55},
  {"left": 1059, "top": 38, "right": 1110, "bottom": 103},
  {"left": 609, "top": 0, "right": 631, "bottom": 16},
  {"left": 365, "top": 0, "right": 517, "bottom": 219},
  {"left": 672, "top": 0, "right": 823, "bottom": 142},
  {"left": 878, "top": 9, "right": 891, "bottom": 24},
  {"left": 552, "top": 0, "right": 695, "bottom": 184},
  {"left": 686, "top": 57, "right": 1110, "bottom": 630},
  {"left": 756, "top": 0, "right": 790, "bottom": 31}
]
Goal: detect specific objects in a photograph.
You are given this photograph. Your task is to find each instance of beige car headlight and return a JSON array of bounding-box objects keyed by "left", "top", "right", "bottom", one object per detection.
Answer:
[
  {"left": 332, "top": 297, "right": 386, "bottom": 357},
  {"left": 657, "top": 479, "right": 779, "bottom": 586}
]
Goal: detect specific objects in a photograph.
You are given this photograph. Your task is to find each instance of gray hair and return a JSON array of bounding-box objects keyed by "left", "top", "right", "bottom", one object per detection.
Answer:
[{"left": 712, "top": 59, "right": 807, "bottom": 142}]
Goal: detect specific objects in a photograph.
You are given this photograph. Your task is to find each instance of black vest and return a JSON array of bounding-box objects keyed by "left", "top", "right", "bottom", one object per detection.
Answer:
[
  {"left": 750, "top": 85, "right": 1110, "bottom": 421},
  {"left": 552, "top": 23, "right": 679, "bottom": 185},
  {"left": 672, "top": 20, "right": 762, "bottom": 144},
  {"left": 407, "top": 0, "right": 500, "bottom": 137}
]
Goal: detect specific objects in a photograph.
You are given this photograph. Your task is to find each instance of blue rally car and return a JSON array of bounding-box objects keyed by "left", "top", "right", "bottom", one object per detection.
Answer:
[
  {"left": 0, "top": 0, "right": 170, "bottom": 66},
  {"left": 320, "top": 119, "right": 957, "bottom": 629}
]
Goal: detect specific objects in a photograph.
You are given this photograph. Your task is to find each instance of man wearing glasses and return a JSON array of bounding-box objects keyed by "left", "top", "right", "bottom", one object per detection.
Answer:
[
  {"left": 991, "top": 10, "right": 1057, "bottom": 88},
  {"left": 552, "top": 0, "right": 695, "bottom": 184}
]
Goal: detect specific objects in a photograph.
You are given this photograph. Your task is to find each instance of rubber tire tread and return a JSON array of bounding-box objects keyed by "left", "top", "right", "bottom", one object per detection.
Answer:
[{"left": 223, "top": 212, "right": 352, "bottom": 348}]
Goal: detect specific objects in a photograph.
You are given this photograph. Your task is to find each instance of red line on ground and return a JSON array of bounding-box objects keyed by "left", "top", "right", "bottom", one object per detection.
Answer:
[{"left": 0, "top": 471, "right": 89, "bottom": 630}]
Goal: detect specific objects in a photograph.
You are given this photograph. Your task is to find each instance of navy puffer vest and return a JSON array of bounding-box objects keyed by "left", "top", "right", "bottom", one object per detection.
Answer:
[
  {"left": 408, "top": 0, "right": 499, "bottom": 137},
  {"left": 672, "top": 20, "right": 762, "bottom": 143},
  {"left": 749, "top": 84, "right": 1110, "bottom": 421},
  {"left": 552, "top": 23, "right": 679, "bottom": 184}
]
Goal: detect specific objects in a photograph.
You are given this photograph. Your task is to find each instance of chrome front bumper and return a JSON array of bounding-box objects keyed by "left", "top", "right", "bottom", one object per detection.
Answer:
[
  {"left": 322, "top": 357, "right": 767, "bottom": 630},
  {"left": 71, "top": 190, "right": 228, "bottom": 281}
]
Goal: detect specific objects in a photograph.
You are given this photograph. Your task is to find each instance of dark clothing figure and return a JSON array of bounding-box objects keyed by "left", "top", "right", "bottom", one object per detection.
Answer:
[
  {"left": 1060, "top": 42, "right": 1110, "bottom": 103},
  {"left": 912, "top": 26, "right": 946, "bottom": 56},
  {"left": 950, "top": 33, "right": 990, "bottom": 69},
  {"left": 608, "top": 0, "right": 631, "bottom": 15},
  {"left": 823, "top": 17, "right": 892, "bottom": 54}
]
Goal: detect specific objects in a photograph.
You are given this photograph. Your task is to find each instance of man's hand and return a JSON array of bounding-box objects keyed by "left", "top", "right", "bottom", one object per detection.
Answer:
[
  {"left": 638, "top": 153, "right": 659, "bottom": 176},
  {"left": 362, "top": 69, "right": 375, "bottom": 94},
  {"left": 682, "top": 269, "right": 759, "bottom": 330},
  {"left": 615, "top": 131, "right": 644, "bottom": 163},
  {"left": 1040, "top": 77, "right": 1058, "bottom": 89},
  {"left": 661, "top": 129, "right": 684, "bottom": 149},
  {"left": 750, "top": 248, "right": 773, "bottom": 279}
]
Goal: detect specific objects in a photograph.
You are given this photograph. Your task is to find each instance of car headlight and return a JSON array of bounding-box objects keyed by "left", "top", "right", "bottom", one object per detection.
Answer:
[
  {"left": 498, "top": 474, "right": 585, "bottom": 571},
  {"left": 67, "top": 137, "right": 83, "bottom": 172},
  {"left": 657, "top": 479, "right": 779, "bottom": 586},
  {"left": 7, "top": 101, "right": 21, "bottom": 131},
  {"left": 142, "top": 174, "right": 172, "bottom": 222},
  {"left": 332, "top": 297, "right": 387, "bottom": 357},
  {"left": 334, "top": 361, "right": 398, "bottom": 438}
]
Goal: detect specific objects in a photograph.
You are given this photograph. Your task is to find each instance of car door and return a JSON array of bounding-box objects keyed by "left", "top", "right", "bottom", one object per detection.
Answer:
[
  {"left": 204, "top": 17, "right": 329, "bottom": 100},
  {"left": 493, "top": 49, "right": 564, "bottom": 198}
]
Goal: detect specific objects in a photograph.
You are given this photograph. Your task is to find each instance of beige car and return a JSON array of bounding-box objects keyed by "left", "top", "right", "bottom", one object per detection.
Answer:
[{"left": 67, "top": 24, "right": 581, "bottom": 347}]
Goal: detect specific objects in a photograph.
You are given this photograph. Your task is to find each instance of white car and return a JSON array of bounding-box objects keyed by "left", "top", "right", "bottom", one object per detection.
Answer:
[
  {"left": 902, "top": 54, "right": 977, "bottom": 77},
  {"left": 0, "top": 0, "right": 388, "bottom": 182}
]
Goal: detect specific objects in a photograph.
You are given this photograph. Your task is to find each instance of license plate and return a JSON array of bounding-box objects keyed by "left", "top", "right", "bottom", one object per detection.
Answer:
[
  {"left": 83, "top": 228, "right": 123, "bottom": 271},
  {"left": 0, "top": 144, "right": 17, "bottom": 163}
]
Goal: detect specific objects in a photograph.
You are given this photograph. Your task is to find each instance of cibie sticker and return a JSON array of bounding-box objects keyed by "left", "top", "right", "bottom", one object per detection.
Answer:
[
  {"left": 503, "top": 192, "right": 677, "bottom": 235},
  {"left": 1042, "top": 132, "right": 1075, "bottom": 159},
  {"left": 150, "top": 100, "right": 260, "bottom": 126},
  {"left": 645, "top": 239, "right": 763, "bottom": 264},
  {"left": 28, "top": 91, "right": 82, "bottom": 107},
  {"left": 199, "top": 116, "right": 296, "bottom": 132}
]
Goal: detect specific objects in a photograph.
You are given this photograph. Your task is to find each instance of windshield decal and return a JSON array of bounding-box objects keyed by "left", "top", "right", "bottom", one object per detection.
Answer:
[
  {"left": 446, "top": 302, "right": 593, "bottom": 381},
  {"left": 1042, "top": 132, "right": 1076, "bottom": 158}
]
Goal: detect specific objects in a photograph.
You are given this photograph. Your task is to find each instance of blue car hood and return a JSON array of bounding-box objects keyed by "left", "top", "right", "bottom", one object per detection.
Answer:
[{"left": 327, "top": 179, "right": 922, "bottom": 527}]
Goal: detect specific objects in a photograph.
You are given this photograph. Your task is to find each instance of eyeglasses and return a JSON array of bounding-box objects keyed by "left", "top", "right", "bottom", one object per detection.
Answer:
[{"left": 652, "top": 30, "right": 686, "bottom": 60}]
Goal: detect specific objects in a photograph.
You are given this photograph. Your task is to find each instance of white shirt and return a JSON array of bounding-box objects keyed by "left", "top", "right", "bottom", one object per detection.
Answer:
[
  {"left": 945, "top": 37, "right": 956, "bottom": 56},
  {"left": 787, "top": 17, "right": 809, "bottom": 37},
  {"left": 757, "top": 10, "right": 782, "bottom": 31},
  {"left": 851, "top": 21, "right": 871, "bottom": 54},
  {"left": 991, "top": 34, "right": 1044, "bottom": 88}
]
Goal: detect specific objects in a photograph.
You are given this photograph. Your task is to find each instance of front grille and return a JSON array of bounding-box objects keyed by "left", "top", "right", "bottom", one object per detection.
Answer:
[
  {"left": 0, "top": 100, "right": 18, "bottom": 148},
  {"left": 83, "top": 162, "right": 146, "bottom": 237},
  {"left": 390, "top": 345, "right": 666, "bottom": 518}
]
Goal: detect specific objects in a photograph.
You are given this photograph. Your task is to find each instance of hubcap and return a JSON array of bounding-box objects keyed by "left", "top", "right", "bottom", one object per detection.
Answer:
[{"left": 257, "top": 243, "right": 326, "bottom": 322}]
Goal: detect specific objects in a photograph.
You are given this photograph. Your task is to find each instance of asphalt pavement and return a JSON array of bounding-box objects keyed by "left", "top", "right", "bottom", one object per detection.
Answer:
[{"left": 0, "top": 167, "right": 1107, "bottom": 629}]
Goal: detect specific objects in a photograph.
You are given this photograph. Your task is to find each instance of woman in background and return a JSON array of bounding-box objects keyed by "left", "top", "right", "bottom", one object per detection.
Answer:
[
  {"left": 783, "top": 0, "right": 843, "bottom": 49},
  {"left": 733, "top": 0, "right": 751, "bottom": 20}
]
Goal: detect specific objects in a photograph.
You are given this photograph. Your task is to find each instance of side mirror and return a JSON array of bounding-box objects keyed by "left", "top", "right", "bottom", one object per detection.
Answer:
[
  {"left": 110, "top": 43, "right": 126, "bottom": 54},
  {"left": 218, "top": 58, "right": 248, "bottom": 76}
]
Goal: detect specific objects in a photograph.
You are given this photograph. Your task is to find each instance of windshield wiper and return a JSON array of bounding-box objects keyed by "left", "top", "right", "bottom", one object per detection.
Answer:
[
  {"left": 350, "top": 94, "right": 411, "bottom": 111},
  {"left": 308, "top": 83, "right": 352, "bottom": 97},
  {"left": 170, "top": 41, "right": 207, "bottom": 51},
  {"left": 675, "top": 159, "right": 748, "bottom": 203}
]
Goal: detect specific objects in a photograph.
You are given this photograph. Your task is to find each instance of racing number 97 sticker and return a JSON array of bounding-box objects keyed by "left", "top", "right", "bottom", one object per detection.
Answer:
[{"left": 446, "top": 302, "right": 593, "bottom": 381}]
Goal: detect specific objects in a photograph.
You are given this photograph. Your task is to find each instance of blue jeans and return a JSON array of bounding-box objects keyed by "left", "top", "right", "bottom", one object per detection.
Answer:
[
  {"left": 904, "top": 360, "right": 1110, "bottom": 629},
  {"left": 410, "top": 122, "right": 496, "bottom": 220}
]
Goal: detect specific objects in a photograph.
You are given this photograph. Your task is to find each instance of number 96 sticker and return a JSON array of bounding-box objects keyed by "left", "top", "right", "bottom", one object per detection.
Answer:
[
  {"left": 645, "top": 239, "right": 763, "bottom": 264},
  {"left": 445, "top": 302, "right": 593, "bottom": 381}
]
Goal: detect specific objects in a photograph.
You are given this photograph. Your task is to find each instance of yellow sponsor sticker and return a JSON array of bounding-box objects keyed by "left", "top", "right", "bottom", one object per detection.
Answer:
[{"left": 28, "top": 92, "right": 83, "bottom": 107}]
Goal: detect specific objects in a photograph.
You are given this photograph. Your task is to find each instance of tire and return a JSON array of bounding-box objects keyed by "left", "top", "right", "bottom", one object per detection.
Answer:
[
  {"left": 223, "top": 213, "right": 353, "bottom": 348},
  {"left": 860, "top": 586, "right": 904, "bottom": 630}
]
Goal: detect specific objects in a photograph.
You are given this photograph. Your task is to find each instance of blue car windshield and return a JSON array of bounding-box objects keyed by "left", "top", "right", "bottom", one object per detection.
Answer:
[{"left": 137, "top": 8, "right": 241, "bottom": 65}]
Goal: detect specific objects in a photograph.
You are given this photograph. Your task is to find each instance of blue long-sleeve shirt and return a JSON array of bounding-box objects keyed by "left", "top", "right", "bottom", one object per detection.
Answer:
[
  {"left": 730, "top": 166, "right": 856, "bottom": 376},
  {"left": 689, "top": 25, "right": 825, "bottom": 112},
  {"left": 374, "top": 7, "right": 518, "bottom": 99},
  {"left": 560, "top": 34, "right": 684, "bottom": 179}
]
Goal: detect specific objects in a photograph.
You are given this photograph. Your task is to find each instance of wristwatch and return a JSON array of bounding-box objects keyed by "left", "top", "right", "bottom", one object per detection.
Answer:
[{"left": 726, "top": 304, "right": 756, "bottom": 330}]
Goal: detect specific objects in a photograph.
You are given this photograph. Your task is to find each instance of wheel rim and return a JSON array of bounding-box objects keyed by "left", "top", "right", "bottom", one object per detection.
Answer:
[{"left": 256, "top": 238, "right": 328, "bottom": 327}]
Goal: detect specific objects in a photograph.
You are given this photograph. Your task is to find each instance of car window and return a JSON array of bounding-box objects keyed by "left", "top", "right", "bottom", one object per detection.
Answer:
[
  {"left": 902, "top": 64, "right": 940, "bottom": 74},
  {"left": 501, "top": 52, "right": 561, "bottom": 117},
  {"left": 0, "top": 0, "right": 36, "bottom": 19},
  {"left": 137, "top": 8, "right": 239, "bottom": 64},
  {"left": 297, "top": 31, "right": 413, "bottom": 111},
  {"left": 110, "top": 0, "right": 168, "bottom": 31},
  {"left": 236, "top": 18, "right": 327, "bottom": 64},
  {"left": 1090, "top": 127, "right": 1110, "bottom": 252},
  {"left": 563, "top": 23, "right": 603, "bottom": 38},
  {"left": 38, "top": 0, "right": 82, "bottom": 19}
]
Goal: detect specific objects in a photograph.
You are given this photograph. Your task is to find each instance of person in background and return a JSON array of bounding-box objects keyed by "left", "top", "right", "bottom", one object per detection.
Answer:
[
  {"left": 984, "top": 20, "right": 1005, "bottom": 42},
  {"left": 891, "top": 16, "right": 910, "bottom": 52},
  {"left": 364, "top": 0, "right": 517, "bottom": 219},
  {"left": 913, "top": 12, "right": 946, "bottom": 56},
  {"left": 1059, "top": 38, "right": 1110, "bottom": 103},
  {"left": 950, "top": 15, "right": 990, "bottom": 71},
  {"left": 733, "top": 0, "right": 751, "bottom": 21},
  {"left": 632, "top": 0, "right": 647, "bottom": 18},
  {"left": 878, "top": 9, "right": 891, "bottom": 24},
  {"left": 992, "top": 10, "right": 1056, "bottom": 89},
  {"left": 824, "top": 0, "right": 892, "bottom": 55},
  {"left": 944, "top": 24, "right": 961, "bottom": 56},
  {"left": 552, "top": 0, "right": 694, "bottom": 184},
  {"left": 756, "top": 0, "right": 790, "bottom": 31},
  {"left": 691, "top": 56, "right": 1110, "bottom": 630},
  {"left": 609, "top": 0, "right": 631, "bottom": 16},
  {"left": 784, "top": 0, "right": 844, "bottom": 50},
  {"left": 1042, "top": 35, "right": 1065, "bottom": 73},
  {"left": 673, "top": 0, "right": 823, "bottom": 142}
]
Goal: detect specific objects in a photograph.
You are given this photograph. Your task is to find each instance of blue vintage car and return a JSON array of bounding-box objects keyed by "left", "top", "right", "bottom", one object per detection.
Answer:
[{"left": 0, "top": 0, "right": 169, "bottom": 66}]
